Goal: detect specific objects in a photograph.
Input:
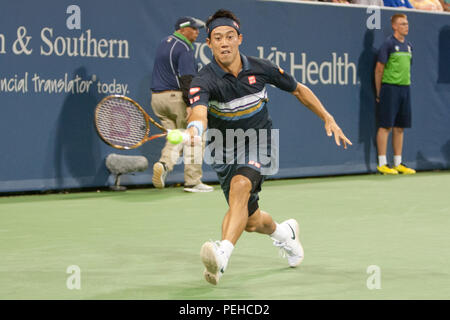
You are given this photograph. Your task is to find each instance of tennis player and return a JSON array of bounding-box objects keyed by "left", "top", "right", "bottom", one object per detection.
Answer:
[{"left": 186, "top": 9, "right": 352, "bottom": 285}]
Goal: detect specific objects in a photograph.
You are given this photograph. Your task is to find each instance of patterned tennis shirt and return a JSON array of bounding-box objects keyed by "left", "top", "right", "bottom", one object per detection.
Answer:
[{"left": 188, "top": 54, "right": 298, "bottom": 136}]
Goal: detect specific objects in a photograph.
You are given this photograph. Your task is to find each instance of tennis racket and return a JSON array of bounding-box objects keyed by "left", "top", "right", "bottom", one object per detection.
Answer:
[{"left": 94, "top": 95, "right": 168, "bottom": 150}]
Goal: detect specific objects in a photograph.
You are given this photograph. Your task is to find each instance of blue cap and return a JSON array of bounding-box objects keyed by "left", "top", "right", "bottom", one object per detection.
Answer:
[{"left": 175, "top": 17, "right": 205, "bottom": 30}]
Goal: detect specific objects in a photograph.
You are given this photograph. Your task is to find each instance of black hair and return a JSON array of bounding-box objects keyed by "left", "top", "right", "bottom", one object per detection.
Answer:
[{"left": 206, "top": 9, "right": 240, "bottom": 29}]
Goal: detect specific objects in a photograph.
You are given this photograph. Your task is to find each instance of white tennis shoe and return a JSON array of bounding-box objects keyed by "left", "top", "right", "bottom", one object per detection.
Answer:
[
  {"left": 184, "top": 183, "right": 213, "bottom": 193},
  {"left": 200, "top": 241, "right": 228, "bottom": 285},
  {"left": 272, "top": 219, "right": 304, "bottom": 267},
  {"left": 152, "top": 162, "right": 167, "bottom": 189}
]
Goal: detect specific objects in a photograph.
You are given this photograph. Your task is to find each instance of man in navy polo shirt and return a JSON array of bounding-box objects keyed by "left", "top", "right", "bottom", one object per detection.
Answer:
[
  {"left": 185, "top": 9, "right": 352, "bottom": 285},
  {"left": 151, "top": 16, "right": 213, "bottom": 193}
]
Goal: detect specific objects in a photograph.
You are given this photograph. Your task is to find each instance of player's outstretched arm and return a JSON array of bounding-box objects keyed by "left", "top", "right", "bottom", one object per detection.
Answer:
[{"left": 291, "top": 82, "right": 352, "bottom": 149}]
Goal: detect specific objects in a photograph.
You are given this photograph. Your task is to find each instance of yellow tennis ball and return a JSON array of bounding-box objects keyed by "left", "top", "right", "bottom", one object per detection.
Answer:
[{"left": 167, "top": 130, "right": 183, "bottom": 145}]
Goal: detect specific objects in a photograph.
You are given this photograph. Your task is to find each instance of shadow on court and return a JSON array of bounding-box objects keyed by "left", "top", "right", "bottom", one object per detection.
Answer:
[
  {"left": 106, "top": 187, "right": 206, "bottom": 203},
  {"left": 86, "top": 267, "right": 293, "bottom": 300},
  {"left": 52, "top": 67, "right": 109, "bottom": 190},
  {"left": 438, "top": 26, "right": 450, "bottom": 84},
  {"left": 442, "top": 140, "right": 450, "bottom": 167},
  {"left": 357, "top": 29, "right": 377, "bottom": 173}
]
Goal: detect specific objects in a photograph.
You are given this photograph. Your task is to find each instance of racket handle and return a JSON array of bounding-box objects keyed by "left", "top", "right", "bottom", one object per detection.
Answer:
[{"left": 181, "top": 132, "right": 202, "bottom": 145}]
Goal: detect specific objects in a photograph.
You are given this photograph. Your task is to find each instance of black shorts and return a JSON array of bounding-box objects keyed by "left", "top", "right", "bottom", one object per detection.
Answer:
[
  {"left": 212, "top": 163, "right": 264, "bottom": 216},
  {"left": 377, "top": 84, "right": 411, "bottom": 128},
  {"left": 208, "top": 126, "right": 278, "bottom": 217}
]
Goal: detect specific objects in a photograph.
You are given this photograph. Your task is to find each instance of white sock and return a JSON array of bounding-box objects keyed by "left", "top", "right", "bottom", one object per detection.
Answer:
[
  {"left": 270, "top": 223, "right": 290, "bottom": 242},
  {"left": 220, "top": 240, "right": 234, "bottom": 259},
  {"left": 378, "top": 155, "right": 387, "bottom": 167},
  {"left": 394, "top": 155, "right": 402, "bottom": 167}
]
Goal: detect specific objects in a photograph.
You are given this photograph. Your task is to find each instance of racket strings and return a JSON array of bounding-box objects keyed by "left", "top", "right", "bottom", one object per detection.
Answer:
[{"left": 96, "top": 98, "right": 148, "bottom": 148}]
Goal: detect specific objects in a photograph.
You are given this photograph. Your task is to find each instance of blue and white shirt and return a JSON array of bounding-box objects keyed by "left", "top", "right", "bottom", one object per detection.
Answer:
[{"left": 188, "top": 54, "right": 298, "bottom": 135}]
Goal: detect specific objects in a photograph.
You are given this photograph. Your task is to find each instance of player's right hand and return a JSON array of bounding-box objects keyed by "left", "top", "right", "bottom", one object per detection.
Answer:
[{"left": 184, "top": 127, "right": 201, "bottom": 146}]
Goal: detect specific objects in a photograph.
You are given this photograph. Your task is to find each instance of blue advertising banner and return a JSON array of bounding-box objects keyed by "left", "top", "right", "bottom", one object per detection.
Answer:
[{"left": 1, "top": 0, "right": 449, "bottom": 192}]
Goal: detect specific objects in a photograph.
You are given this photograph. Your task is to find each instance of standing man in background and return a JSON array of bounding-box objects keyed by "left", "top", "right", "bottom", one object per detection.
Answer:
[
  {"left": 375, "top": 14, "right": 416, "bottom": 175},
  {"left": 151, "top": 17, "right": 213, "bottom": 192}
]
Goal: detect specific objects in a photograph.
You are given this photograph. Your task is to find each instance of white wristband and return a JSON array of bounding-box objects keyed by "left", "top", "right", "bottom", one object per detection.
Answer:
[{"left": 187, "top": 121, "right": 204, "bottom": 136}]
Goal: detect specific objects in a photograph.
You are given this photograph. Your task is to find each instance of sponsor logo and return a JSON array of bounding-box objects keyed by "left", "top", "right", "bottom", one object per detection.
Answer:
[
  {"left": 287, "top": 224, "right": 296, "bottom": 240},
  {"left": 257, "top": 46, "right": 357, "bottom": 86},
  {"left": 189, "top": 95, "right": 200, "bottom": 104},
  {"left": 248, "top": 160, "right": 261, "bottom": 168},
  {"left": 189, "top": 87, "right": 200, "bottom": 95},
  {"left": 248, "top": 75, "right": 256, "bottom": 85}
]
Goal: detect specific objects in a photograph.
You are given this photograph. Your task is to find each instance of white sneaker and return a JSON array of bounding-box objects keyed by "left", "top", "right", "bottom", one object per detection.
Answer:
[
  {"left": 272, "top": 219, "right": 304, "bottom": 267},
  {"left": 200, "top": 241, "right": 228, "bottom": 285},
  {"left": 184, "top": 183, "right": 213, "bottom": 193},
  {"left": 152, "top": 162, "right": 167, "bottom": 189}
]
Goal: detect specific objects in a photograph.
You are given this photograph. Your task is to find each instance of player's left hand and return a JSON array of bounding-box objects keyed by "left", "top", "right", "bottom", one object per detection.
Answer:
[{"left": 325, "top": 117, "right": 352, "bottom": 149}]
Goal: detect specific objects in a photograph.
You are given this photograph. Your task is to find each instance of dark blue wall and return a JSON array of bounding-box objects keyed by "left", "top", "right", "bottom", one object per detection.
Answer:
[{"left": 1, "top": 0, "right": 449, "bottom": 192}]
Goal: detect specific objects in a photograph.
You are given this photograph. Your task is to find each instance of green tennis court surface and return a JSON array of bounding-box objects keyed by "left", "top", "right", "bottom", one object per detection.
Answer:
[{"left": 1, "top": 172, "right": 449, "bottom": 300}]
